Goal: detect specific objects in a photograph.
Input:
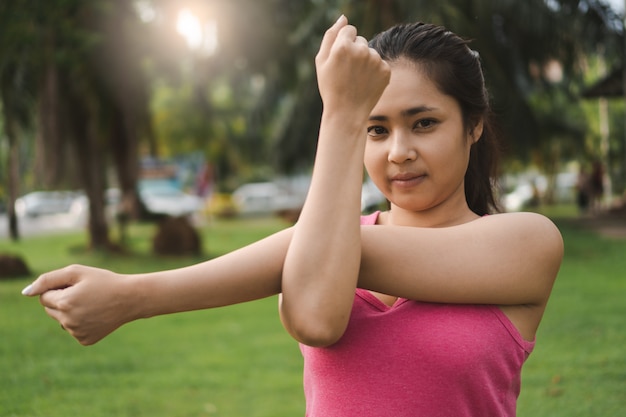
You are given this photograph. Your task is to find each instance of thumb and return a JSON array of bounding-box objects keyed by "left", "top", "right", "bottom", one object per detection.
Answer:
[{"left": 21, "top": 265, "right": 82, "bottom": 296}]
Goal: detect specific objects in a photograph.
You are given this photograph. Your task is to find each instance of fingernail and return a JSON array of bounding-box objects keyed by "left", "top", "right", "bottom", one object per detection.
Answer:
[
  {"left": 21, "top": 284, "right": 33, "bottom": 296},
  {"left": 336, "top": 14, "right": 345, "bottom": 24}
]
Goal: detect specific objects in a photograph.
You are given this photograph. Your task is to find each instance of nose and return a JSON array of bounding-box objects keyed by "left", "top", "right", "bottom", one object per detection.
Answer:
[{"left": 387, "top": 130, "right": 417, "bottom": 164}]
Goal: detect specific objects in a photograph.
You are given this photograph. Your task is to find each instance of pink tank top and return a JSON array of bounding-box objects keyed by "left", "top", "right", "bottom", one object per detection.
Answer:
[{"left": 300, "top": 211, "right": 535, "bottom": 416}]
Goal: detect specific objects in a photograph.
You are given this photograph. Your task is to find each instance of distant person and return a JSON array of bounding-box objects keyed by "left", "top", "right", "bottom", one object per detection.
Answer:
[
  {"left": 195, "top": 163, "right": 214, "bottom": 200},
  {"left": 590, "top": 160, "right": 605, "bottom": 214},
  {"left": 22, "top": 16, "right": 563, "bottom": 416},
  {"left": 576, "top": 165, "right": 591, "bottom": 215}
]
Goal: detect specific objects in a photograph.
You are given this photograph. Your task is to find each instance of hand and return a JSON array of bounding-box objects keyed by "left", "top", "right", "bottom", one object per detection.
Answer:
[
  {"left": 22, "top": 265, "right": 134, "bottom": 345},
  {"left": 315, "top": 15, "right": 390, "bottom": 116}
]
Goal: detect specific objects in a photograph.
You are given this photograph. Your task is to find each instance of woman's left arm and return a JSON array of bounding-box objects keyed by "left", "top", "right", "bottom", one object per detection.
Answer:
[{"left": 358, "top": 212, "right": 563, "bottom": 306}]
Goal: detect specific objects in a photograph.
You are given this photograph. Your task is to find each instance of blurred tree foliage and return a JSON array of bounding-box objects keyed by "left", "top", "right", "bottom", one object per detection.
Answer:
[{"left": 0, "top": 0, "right": 623, "bottom": 245}]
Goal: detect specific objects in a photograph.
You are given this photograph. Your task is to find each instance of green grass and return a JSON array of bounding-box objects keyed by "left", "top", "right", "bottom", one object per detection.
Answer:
[
  {"left": 1, "top": 211, "right": 625, "bottom": 416},
  {"left": 517, "top": 216, "right": 626, "bottom": 417},
  {"left": 1, "top": 216, "right": 303, "bottom": 417}
]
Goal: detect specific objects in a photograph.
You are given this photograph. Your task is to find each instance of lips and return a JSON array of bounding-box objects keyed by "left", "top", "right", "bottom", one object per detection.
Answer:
[{"left": 389, "top": 172, "right": 427, "bottom": 188}]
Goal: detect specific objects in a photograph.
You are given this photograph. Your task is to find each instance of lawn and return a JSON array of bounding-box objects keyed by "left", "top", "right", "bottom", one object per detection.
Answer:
[
  {"left": 1, "top": 211, "right": 625, "bottom": 416},
  {"left": 517, "top": 214, "right": 626, "bottom": 416}
]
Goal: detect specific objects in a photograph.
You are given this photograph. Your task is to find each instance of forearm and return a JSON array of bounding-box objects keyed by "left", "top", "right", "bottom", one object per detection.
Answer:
[
  {"left": 27, "top": 227, "right": 293, "bottom": 346},
  {"left": 280, "top": 112, "right": 365, "bottom": 346},
  {"left": 278, "top": 17, "right": 391, "bottom": 346},
  {"left": 131, "top": 227, "right": 293, "bottom": 319}
]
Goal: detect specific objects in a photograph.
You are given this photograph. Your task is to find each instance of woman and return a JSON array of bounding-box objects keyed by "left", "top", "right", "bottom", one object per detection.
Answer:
[{"left": 23, "top": 16, "right": 563, "bottom": 416}]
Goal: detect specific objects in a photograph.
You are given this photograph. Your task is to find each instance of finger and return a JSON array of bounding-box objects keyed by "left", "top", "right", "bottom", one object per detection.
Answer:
[
  {"left": 317, "top": 15, "right": 348, "bottom": 62},
  {"left": 355, "top": 35, "right": 368, "bottom": 46},
  {"left": 22, "top": 265, "right": 83, "bottom": 296},
  {"left": 43, "top": 304, "right": 64, "bottom": 323},
  {"left": 44, "top": 300, "right": 78, "bottom": 334},
  {"left": 335, "top": 24, "right": 358, "bottom": 43},
  {"left": 369, "top": 45, "right": 385, "bottom": 63},
  {"left": 39, "top": 288, "right": 68, "bottom": 310}
]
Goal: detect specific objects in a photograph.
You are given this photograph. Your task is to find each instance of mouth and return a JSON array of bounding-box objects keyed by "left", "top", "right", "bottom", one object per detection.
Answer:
[{"left": 389, "top": 172, "right": 427, "bottom": 188}]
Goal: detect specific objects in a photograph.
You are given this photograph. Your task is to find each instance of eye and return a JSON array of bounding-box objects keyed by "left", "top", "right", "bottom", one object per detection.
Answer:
[
  {"left": 367, "top": 125, "right": 388, "bottom": 137},
  {"left": 414, "top": 118, "right": 438, "bottom": 130}
]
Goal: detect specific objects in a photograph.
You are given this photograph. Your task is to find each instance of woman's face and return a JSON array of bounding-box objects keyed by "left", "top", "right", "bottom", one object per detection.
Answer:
[{"left": 364, "top": 61, "right": 481, "bottom": 225}]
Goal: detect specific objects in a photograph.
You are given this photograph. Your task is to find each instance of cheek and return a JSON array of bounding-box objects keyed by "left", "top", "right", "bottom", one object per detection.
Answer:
[
  {"left": 422, "top": 139, "right": 470, "bottom": 182},
  {"left": 443, "top": 141, "right": 473, "bottom": 180}
]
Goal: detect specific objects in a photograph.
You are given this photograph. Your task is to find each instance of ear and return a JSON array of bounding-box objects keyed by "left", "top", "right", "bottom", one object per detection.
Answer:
[{"left": 469, "top": 118, "right": 484, "bottom": 144}]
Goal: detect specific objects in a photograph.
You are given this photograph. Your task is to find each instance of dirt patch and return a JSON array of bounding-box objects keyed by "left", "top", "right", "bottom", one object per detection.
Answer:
[{"left": 559, "top": 206, "right": 626, "bottom": 239}]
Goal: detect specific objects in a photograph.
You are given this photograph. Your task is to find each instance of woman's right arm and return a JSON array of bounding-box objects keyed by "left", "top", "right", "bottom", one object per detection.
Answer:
[
  {"left": 23, "top": 227, "right": 294, "bottom": 346},
  {"left": 23, "top": 213, "right": 561, "bottom": 346}
]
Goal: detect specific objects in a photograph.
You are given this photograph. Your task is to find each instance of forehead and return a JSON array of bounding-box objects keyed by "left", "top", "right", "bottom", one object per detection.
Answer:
[{"left": 370, "top": 61, "right": 460, "bottom": 117}]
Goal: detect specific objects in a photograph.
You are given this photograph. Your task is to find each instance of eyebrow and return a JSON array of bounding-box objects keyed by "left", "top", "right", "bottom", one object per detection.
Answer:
[{"left": 368, "top": 105, "right": 437, "bottom": 122}]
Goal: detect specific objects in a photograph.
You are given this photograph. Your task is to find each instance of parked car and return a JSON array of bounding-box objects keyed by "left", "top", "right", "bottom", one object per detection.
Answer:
[
  {"left": 14, "top": 191, "right": 83, "bottom": 217},
  {"left": 502, "top": 172, "right": 577, "bottom": 211},
  {"left": 232, "top": 182, "right": 305, "bottom": 216},
  {"left": 138, "top": 179, "right": 202, "bottom": 217},
  {"left": 502, "top": 182, "right": 537, "bottom": 212},
  {"left": 233, "top": 178, "right": 388, "bottom": 216}
]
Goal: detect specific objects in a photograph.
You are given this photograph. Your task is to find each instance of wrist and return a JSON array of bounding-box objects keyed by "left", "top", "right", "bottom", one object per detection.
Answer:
[
  {"left": 320, "top": 107, "right": 369, "bottom": 133},
  {"left": 121, "top": 274, "right": 154, "bottom": 321}
]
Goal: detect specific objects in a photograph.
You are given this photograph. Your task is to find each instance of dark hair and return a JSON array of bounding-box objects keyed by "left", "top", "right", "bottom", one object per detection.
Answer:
[{"left": 369, "top": 23, "right": 501, "bottom": 215}]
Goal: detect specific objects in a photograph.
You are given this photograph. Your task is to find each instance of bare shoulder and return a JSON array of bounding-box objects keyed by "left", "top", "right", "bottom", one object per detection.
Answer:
[
  {"left": 470, "top": 211, "right": 564, "bottom": 272},
  {"left": 483, "top": 212, "right": 562, "bottom": 237},
  {"left": 472, "top": 211, "right": 562, "bottom": 243}
]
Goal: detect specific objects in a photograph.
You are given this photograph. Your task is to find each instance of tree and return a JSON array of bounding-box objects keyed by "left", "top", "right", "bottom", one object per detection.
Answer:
[
  {"left": 0, "top": 0, "right": 41, "bottom": 241},
  {"left": 33, "top": 0, "right": 144, "bottom": 249},
  {"left": 1, "top": 0, "right": 622, "bottom": 249}
]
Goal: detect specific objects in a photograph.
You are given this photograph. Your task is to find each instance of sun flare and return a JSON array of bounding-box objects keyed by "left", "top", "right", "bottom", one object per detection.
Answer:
[{"left": 176, "top": 8, "right": 218, "bottom": 56}]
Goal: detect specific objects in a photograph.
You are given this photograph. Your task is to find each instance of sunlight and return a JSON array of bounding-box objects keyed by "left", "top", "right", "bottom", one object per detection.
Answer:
[
  {"left": 177, "top": 8, "right": 203, "bottom": 50},
  {"left": 176, "top": 8, "right": 218, "bottom": 56}
]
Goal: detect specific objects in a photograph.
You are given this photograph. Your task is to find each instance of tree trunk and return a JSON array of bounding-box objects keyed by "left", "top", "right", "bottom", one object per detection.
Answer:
[
  {"left": 7, "top": 127, "right": 19, "bottom": 241},
  {"left": 83, "top": 110, "right": 110, "bottom": 250},
  {"left": 67, "top": 89, "right": 111, "bottom": 250},
  {"left": 36, "top": 52, "right": 64, "bottom": 187},
  {"left": 1, "top": 95, "right": 21, "bottom": 241},
  {"left": 110, "top": 107, "right": 141, "bottom": 220}
]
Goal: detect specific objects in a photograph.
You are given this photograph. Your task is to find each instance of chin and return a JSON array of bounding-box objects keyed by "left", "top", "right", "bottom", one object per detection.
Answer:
[{"left": 391, "top": 198, "right": 433, "bottom": 213}]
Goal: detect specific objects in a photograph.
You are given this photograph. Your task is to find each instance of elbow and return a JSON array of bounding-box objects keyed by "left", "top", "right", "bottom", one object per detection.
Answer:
[
  {"left": 290, "top": 323, "right": 345, "bottom": 348},
  {"left": 279, "top": 300, "right": 347, "bottom": 347}
]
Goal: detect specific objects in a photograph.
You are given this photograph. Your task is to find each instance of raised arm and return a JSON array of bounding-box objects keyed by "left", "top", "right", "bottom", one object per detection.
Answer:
[{"left": 279, "top": 16, "right": 390, "bottom": 346}]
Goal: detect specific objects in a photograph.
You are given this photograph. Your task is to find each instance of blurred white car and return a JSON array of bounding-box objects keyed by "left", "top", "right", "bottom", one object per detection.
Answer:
[
  {"left": 233, "top": 179, "right": 388, "bottom": 216},
  {"left": 232, "top": 182, "right": 304, "bottom": 216},
  {"left": 138, "top": 180, "right": 202, "bottom": 217},
  {"left": 15, "top": 191, "right": 82, "bottom": 217},
  {"left": 502, "top": 183, "right": 536, "bottom": 212}
]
